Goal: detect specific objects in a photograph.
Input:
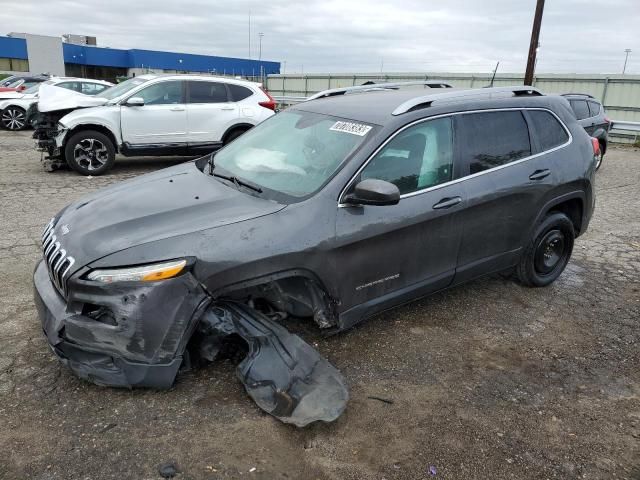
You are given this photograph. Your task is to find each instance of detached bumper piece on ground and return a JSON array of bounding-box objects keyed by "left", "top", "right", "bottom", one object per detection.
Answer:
[
  {"left": 193, "top": 302, "right": 348, "bottom": 427},
  {"left": 34, "top": 261, "right": 348, "bottom": 427}
]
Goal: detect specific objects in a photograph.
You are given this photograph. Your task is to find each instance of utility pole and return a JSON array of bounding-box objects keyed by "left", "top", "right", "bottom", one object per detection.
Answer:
[
  {"left": 489, "top": 61, "right": 500, "bottom": 87},
  {"left": 258, "top": 32, "right": 264, "bottom": 61},
  {"left": 623, "top": 49, "right": 632, "bottom": 74},
  {"left": 524, "top": 0, "right": 545, "bottom": 86}
]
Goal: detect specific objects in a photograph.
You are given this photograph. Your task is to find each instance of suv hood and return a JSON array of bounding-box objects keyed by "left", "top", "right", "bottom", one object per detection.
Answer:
[
  {"left": 38, "top": 83, "right": 108, "bottom": 113},
  {"left": 51, "top": 161, "right": 285, "bottom": 271}
]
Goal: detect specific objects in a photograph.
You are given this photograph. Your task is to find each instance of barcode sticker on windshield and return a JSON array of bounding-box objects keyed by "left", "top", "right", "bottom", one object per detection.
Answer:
[{"left": 330, "top": 121, "right": 372, "bottom": 136}]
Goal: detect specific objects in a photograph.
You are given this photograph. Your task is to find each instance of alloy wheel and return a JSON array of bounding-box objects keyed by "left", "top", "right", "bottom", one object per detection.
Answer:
[
  {"left": 73, "top": 138, "right": 109, "bottom": 171},
  {"left": 1, "top": 108, "right": 26, "bottom": 130},
  {"left": 595, "top": 151, "right": 603, "bottom": 170}
]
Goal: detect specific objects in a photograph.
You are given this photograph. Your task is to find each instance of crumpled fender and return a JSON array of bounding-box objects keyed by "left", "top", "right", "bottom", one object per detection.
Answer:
[{"left": 195, "top": 302, "right": 349, "bottom": 427}]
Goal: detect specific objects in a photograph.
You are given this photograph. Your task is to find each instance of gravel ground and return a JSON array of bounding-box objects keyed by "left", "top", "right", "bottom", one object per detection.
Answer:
[{"left": 0, "top": 130, "right": 638, "bottom": 480}]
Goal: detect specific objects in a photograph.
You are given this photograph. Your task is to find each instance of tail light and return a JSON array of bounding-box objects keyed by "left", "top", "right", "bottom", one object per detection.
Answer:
[
  {"left": 258, "top": 87, "right": 277, "bottom": 111},
  {"left": 591, "top": 137, "right": 600, "bottom": 156}
]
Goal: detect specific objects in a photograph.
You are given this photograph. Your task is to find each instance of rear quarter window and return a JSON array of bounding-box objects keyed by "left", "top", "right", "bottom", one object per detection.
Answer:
[
  {"left": 569, "top": 100, "right": 590, "bottom": 120},
  {"left": 228, "top": 84, "right": 253, "bottom": 101},
  {"left": 527, "top": 110, "right": 569, "bottom": 152},
  {"left": 588, "top": 101, "right": 601, "bottom": 116}
]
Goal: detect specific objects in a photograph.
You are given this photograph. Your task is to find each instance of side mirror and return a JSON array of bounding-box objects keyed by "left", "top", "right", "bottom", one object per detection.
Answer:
[
  {"left": 125, "top": 97, "right": 145, "bottom": 107},
  {"left": 343, "top": 179, "right": 400, "bottom": 206}
]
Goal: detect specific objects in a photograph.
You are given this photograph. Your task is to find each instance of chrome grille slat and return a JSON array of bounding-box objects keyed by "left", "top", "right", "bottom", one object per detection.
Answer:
[
  {"left": 40, "top": 218, "right": 74, "bottom": 298},
  {"left": 43, "top": 231, "right": 54, "bottom": 249},
  {"left": 44, "top": 235, "right": 57, "bottom": 258},
  {"left": 47, "top": 241, "right": 61, "bottom": 264}
]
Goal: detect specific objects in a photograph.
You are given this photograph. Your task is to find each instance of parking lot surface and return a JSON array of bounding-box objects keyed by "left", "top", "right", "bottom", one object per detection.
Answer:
[{"left": 0, "top": 130, "right": 638, "bottom": 479}]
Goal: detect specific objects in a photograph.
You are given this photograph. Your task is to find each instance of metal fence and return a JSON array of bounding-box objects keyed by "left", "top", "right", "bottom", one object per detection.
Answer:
[{"left": 266, "top": 72, "right": 640, "bottom": 144}]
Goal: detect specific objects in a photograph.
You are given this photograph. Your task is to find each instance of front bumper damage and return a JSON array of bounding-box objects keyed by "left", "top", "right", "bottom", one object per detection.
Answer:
[
  {"left": 34, "top": 260, "right": 209, "bottom": 388},
  {"left": 34, "top": 261, "right": 349, "bottom": 426},
  {"left": 30, "top": 106, "right": 70, "bottom": 171}
]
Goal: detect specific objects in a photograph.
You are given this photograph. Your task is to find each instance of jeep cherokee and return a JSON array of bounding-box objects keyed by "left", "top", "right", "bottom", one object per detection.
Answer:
[{"left": 33, "top": 83, "right": 598, "bottom": 424}]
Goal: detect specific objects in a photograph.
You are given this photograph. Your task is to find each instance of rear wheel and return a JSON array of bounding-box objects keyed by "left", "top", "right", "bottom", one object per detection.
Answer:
[
  {"left": 517, "top": 212, "right": 574, "bottom": 287},
  {"left": 1, "top": 106, "right": 27, "bottom": 130},
  {"left": 64, "top": 130, "right": 116, "bottom": 176},
  {"left": 595, "top": 141, "right": 605, "bottom": 170}
]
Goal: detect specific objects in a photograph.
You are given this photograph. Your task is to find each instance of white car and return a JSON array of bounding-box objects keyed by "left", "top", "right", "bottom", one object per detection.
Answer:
[
  {"left": 0, "top": 77, "right": 113, "bottom": 130},
  {"left": 34, "top": 74, "right": 277, "bottom": 175}
]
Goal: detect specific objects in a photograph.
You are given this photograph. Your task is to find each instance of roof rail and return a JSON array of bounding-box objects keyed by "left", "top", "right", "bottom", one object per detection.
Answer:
[
  {"left": 306, "top": 81, "right": 452, "bottom": 101},
  {"left": 561, "top": 93, "right": 595, "bottom": 99},
  {"left": 391, "top": 86, "right": 543, "bottom": 116}
]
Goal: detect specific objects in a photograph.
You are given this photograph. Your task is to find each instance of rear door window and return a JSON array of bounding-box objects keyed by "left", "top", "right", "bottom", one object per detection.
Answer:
[
  {"left": 456, "top": 111, "right": 531, "bottom": 175},
  {"left": 569, "top": 100, "right": 590, "bottom": 120},
  {"left": 587, "top": 101, "right": 601, "bottom": 117},
  {"left": 187, "top": 81, "right": 229, "bottom": 103},
  {"left": 81, "top": 82, "right": 109, "bottom": 95},
  {"left": 527, "top": 110, "right": 569, "bottom": 152},
  {"left": 56, "top": 81, "right": 82, "bottom": 93},
  {"left": 227, "top": 84, "right": 254, "bottom": 102}
]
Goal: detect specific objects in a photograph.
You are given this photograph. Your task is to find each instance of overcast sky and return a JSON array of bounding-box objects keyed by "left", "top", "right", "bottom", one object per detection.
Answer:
[{"left": 1, "top": 0, "right": 638, "bottom": 74}]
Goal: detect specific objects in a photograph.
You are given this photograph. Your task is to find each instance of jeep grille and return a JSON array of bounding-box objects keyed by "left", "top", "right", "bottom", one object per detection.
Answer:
[{"left": 41, "top": 219, "right": 75, "bottom": 298}]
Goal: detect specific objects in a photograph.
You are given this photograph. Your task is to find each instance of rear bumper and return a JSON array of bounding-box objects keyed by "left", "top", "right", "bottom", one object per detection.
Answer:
[{"left": 33, "top": 260, "right": 205, "bottom": 388}]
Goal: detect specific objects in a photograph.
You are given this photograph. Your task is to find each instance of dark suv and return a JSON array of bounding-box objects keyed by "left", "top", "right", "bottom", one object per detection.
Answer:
[
  {"left": 563, "top": 93, "right": 610, "bottom": 169},
  {"left": 33, "top": 84, "right": 597, "bottom": 425}
]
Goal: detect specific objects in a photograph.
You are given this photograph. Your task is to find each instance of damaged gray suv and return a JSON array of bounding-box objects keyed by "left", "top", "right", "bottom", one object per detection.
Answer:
[{"left": 34, "top": 82, "right": 598, "bottom": 426}]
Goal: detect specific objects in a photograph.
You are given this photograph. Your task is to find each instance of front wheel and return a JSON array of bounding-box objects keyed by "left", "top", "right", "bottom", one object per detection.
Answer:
[
  {"left": 64, "top": 130, "right": 116, "bottom": 176},
  {"left": 517, "top": 212, "right": 575, "bottom": 287},
  {"left": 1, "top": 106, "right": 27, "bottom": 130}
]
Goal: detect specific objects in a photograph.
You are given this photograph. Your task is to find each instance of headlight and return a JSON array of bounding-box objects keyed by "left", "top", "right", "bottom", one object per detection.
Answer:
[{"left": 86, "top": 259, "right": 187, "bottom": 283}]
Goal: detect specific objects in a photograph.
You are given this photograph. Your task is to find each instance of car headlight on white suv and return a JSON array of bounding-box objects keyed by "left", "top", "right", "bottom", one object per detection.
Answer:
[{"left": 86, "top": 259, "right": 187, "bottom": 283}]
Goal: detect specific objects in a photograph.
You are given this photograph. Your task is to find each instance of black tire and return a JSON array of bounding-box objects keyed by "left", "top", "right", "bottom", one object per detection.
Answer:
[
  {"left": 64, "top": 130, "right": 116, "bottom": 176},
  {"left": 1, "top": 106, "right": 27, "bottom": 130},
  {"left": 223, "top": 127, "right": 250, "bottom": 145},
  {"left": 517, "top": 212, "right": 575, "bottom": 287}
]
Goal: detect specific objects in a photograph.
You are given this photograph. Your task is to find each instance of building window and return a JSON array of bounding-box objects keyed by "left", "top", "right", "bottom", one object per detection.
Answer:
[
  {"left": 64, "top": 63, "right": 127, "bottom": 84},
  {"left": 0, "top": 58, "right": 29, "bottom": 72}
]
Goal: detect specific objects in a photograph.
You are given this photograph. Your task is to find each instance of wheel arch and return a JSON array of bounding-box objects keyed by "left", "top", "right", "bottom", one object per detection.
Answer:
[
  {"left": 532, "top": 191, "right": 586, "bottom": 238},
  {"left": 221, "top": 122, "right": 255, "bottom": 144},
  {"left": 211, "top": 268, "right": 339, "bottom": 329},
  {"left": 64, "top": 123, "right": 119, "bottom": 153}
]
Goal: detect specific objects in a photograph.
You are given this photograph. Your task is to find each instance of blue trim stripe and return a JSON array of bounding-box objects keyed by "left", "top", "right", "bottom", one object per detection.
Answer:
[
  {"left": 0, "top": 36, "right": 28, "bottom": 60},
  {"left": 62, "top": 44, "right": 279, "bottom": 74}
]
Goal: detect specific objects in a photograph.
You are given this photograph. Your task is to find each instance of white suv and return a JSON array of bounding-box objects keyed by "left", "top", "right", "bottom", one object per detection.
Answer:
[
  {"left": 0, "top": 77, "right": 113, "bottom": 131},
  {"left": 34, "top": 74, "right": 277, "bottom": 175}
]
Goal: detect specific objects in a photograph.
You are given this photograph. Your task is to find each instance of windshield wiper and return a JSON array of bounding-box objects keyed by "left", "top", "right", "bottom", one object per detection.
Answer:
[
  {"left": 213, "top": 171, "right": 263, "bottom": 193},
  {"left": 208, "top": 157, "right": 262, "bottom": 193}
]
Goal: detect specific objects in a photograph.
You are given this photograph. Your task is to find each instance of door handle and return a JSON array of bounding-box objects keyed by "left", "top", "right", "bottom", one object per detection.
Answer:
[
  {"left": 529, "top": 169, "right": 551, "bottom": 180},
  {"left": 220, "top": 106, "right": 235, "bottom": 111},
  {"left": 170, "top": 107, "right": 185, "bottom": 112},
  {"left": 432, "top": 196, "right": 462, "bottom": 209}
]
